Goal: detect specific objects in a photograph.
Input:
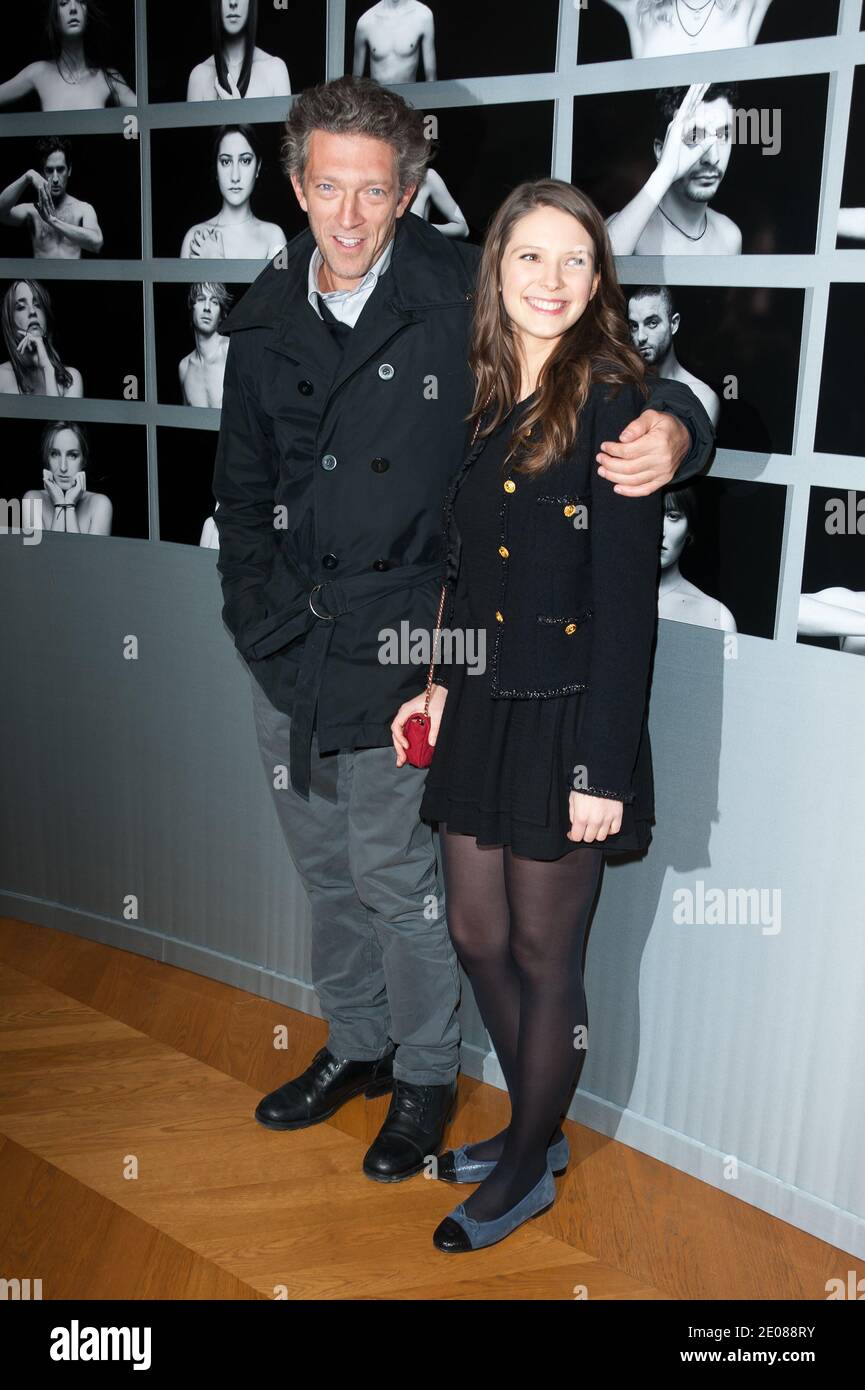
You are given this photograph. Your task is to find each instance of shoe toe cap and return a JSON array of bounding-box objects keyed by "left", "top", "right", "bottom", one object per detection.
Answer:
[{"left": 433, "top": 1216, "right": 474, "bottom": 1252}]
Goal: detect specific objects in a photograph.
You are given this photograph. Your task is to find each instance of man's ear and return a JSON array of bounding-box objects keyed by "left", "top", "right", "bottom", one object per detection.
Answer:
[
  {"left": 289, "top": 171, "right": 308, "bottom": 212},
  {"left": 396, "top": 181, "right": 418, "bottom": 217}
]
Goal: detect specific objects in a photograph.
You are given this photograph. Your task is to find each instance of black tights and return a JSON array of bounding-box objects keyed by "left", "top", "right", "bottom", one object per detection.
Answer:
[{"left": 439, "top": 824, "right": 604, "bottom": 1222}]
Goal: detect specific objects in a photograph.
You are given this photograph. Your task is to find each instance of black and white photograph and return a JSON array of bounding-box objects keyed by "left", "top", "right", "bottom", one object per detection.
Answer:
[
  {"left": 150, "top": 121, "right": 304, "bottom": 259},
  {"left": 345, "top": 0, "right": 559, "bottom": 83},
  {"left": 837, "top": 65, "right": 865, "bottom": 247},
  {"left": 798, "top": 486, "right": 865, "bottom": 656},
  {"left": 815, "top": 283, "right": 865, "bottom": 459},
  {"left": 0, "top": 0, "right": 136, "bottom": 112},
  {"left": 661, "top": 475, "right": 786, "bottom": 638},
  {"left": 623, "top": 281, "right": 803, "bottom": 455},
  {"left": 0, "top": 277, "right": 144, "bottom": 402},
  {"left": 1, "top": 416, "right": 148, "bottom": 538},
  {"left": 407, "top": 103, "right": 554, "bottom": 240},
  {"left": 146, "top": 0, "right": 327, "bottom": 104},
  {"left": 577, "top": 0, "right": 840, "bottom": 64},
  {"left": 156, "top": 423, "right": 225, "bottom": 547},
  {"left": 154, "top": 280, "right": 242, "bottom": 406},
  {"left": 0, "top": 133, "right": 141, "bottom": 260},
  {"left": 571, "top": 75, "right": 827, "bottom": 256}
]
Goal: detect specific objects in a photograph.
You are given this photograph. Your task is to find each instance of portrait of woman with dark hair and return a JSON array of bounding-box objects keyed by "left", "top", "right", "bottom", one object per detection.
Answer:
[
  {"left": 23, "top": 420, "right": 112, "bottom": 534},
  {"left": 180, "top": 125, "right": 287, "bottom": 260},
  {"left": 0, "top": 0, "right": 135, "bottom": 111},
  {"left": 659, "top": 485, "right": 736, "bottom": 631},
  {"left": 187, "top": 0, "right": 291, "bottom": 102},
  {"left": 0, "top": 280, "right": 82, "bottom": 397}
]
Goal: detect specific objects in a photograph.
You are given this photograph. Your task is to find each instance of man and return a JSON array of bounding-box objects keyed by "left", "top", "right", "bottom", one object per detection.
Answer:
[
  {"left": 212, "top": 75, "right": 715, "bottom": 1184},
  {"left": 179, "top": 282, "right": 233, "bottom": 408},
  {"left": 607, "top": 83, "right": 742, "bottom": 255},
  {"left": 627, "top": 284, "right": 720, "bottom": 426},
  {"left": 0, "top": 138, "right": 103, "bottom": 259},
  {"left": 353, "top": 0, "right": 437, "bottom": 84}
]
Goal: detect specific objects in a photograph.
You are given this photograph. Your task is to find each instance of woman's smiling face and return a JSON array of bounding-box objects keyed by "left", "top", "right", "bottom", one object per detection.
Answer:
[{"left": 498, "top": 204, "right": 600, "bottom": 351}]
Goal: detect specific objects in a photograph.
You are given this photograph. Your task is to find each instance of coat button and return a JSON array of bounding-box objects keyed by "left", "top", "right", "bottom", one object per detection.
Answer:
[
  {"left": 322, "top": 554, "right": 338, "bottom": 569},
  {"left": 298, "top": 379, "right": 314, "bottom": 395},
  {"left": 371, "top": 558, "right": 390, "bottom": 571},
  {"left": 495, "top": 610, "right": 504, "bottom": 623},
  {"left": 370, "top": 456, "right": 390, "bottom": 472},
  {"left": 503, "top": 480, "right": 516, "bottom": 493},
  {"left": 378, "top": 363, "right": 395, "bottom": 380},
  {"left": 563, "top": 504, "right": 576, "bottom": 516},
  {"left": 564, "top": 622, "right": 577, "bottom": 635},
  {"left": 498, "top": 545, "right": 509, "bottom": 558},
  {"left": 321, "top": 454, "right": 337, "bottom": 470}
]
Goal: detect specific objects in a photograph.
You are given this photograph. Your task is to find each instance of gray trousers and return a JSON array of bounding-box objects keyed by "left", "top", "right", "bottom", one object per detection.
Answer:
[{"left": 248, "top": 670, "right": 462, "bottom": 1085}]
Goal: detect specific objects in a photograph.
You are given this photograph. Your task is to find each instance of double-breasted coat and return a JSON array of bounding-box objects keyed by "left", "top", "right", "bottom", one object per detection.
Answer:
[
  {"left": 434, "top": 378, "right": 667, "bottom": 804},
  {"left": 211, "top": 210, "right": 714, "bottom": 798}
]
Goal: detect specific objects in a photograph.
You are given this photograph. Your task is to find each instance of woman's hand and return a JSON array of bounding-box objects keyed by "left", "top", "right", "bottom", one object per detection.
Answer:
[
  {"left": 390, "top": 683, "right": 448, "bottom": 768},
  {"left": 189, "top": 225, "right": 224, "bottom": 257},
  {"left": 567, "top": 791, "right": 623, "bottom": 843}
]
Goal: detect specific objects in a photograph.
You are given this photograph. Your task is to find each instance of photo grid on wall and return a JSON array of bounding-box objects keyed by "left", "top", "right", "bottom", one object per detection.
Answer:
[{"left": 0, "top": 0, "right": 862, "bottom": 655}]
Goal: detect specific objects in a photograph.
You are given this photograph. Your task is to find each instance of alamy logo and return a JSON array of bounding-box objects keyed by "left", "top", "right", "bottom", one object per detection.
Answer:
[{"left": 49, "top": 1320, "right": 152, "bottom": 1370}]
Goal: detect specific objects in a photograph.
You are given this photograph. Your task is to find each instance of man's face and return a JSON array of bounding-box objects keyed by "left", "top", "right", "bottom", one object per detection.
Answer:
[
  {"left": 628, "top": 293, "right": 677, "bottom": 366},
  {"left": 657, "top": 97, "right": 734, "bottom": 204},
  {"left": 42, "top": 152, "right": 70, "bottom": 198},
  {"left": 192, "top": 288, "right": 223, "bottom": 334},
  {"left": 291, "top": 130, "right": 417, "bottom": 293}
]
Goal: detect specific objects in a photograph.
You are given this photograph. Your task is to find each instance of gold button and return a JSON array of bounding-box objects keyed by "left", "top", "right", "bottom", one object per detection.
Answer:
[
  {"left": 503, "top": 480, "right": 516, "bottom": 493},
  {"left": 495, "top": 610, "right": 504, "bottom": 623},
  {"left": 563, "top": 504, "right": 576, "bottom": 517},
  {"left": 564, "top": 623, "right": 577, "bottom": 635},
  {"left": 498, "top": 545, "right": 509, "bottom": 558}
]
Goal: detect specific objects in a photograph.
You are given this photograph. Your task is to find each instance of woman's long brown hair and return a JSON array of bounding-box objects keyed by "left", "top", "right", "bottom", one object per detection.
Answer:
[{"left": 467, "top": 178, "right": 651, "bottom": 476}]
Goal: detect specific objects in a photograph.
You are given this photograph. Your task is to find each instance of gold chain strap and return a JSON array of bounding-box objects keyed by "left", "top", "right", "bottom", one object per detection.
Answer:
[{"left": 423, "top": 388, "right": 494, "bottom": 713}]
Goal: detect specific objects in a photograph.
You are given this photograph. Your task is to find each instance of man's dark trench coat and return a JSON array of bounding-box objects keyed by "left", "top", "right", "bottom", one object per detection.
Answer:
[{"left": 212, "top": 210, "right": 714, "bottom": 798}]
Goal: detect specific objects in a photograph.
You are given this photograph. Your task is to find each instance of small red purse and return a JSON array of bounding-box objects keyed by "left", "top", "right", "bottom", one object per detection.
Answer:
[{"left": 403, "top": 580, "right": 448, "bottom": 767}]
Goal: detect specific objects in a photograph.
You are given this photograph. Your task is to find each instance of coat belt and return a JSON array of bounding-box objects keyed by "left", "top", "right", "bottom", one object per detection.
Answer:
[{"left": 239, "top": 560, "right": 443, "bottom": 799}]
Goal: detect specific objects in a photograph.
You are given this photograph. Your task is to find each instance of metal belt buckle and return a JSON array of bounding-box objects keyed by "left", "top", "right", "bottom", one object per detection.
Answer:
[{"left": 308, "top": 583, "right": 336, "bottom": 620}]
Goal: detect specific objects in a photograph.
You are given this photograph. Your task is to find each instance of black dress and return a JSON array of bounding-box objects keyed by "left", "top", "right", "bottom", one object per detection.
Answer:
[{"left": 419, "top": 394, "right": 655, "bottom": 861}]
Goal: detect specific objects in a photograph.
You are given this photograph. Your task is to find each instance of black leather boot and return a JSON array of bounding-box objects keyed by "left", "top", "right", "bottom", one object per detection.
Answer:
[
  {"left": 362, "top": 1077, "right": 459, "bottom": 1182},
  {"left": 254, "top": 1044, "right": 395, "bottom": 1130}
]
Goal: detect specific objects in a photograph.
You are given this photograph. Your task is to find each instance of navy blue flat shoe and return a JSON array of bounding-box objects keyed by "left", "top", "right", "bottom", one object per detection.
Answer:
[{"left": 432, "top": 1163, "right": 556, "bottom": 1252}]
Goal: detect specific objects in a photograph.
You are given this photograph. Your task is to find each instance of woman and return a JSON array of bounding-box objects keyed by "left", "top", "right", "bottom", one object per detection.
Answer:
[
  {"left": 391, "top": 178, "right": 666, "bottom": 1252},
  {"left": 660, "top": 485, "right": 736, "bottom": 631},
  {"left": 0, "top": 280, "right": 82, "bottom": 396},
  {"left": 0, "top": 0, "right": 135, "bottom": 111},
  {"left": 180, "top": 125, "right": 287, "bottom": 260},
  {"left": 24, "top": 420, "right": 112, "bottom": 534},
  {"left": 187, "top": 0, "right": 291, "bottom": 102}
]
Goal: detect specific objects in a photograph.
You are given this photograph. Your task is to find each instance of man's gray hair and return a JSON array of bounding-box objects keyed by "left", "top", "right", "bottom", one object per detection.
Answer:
[{"left": 280, "top": 75, "right": 431, "bottom": 197}]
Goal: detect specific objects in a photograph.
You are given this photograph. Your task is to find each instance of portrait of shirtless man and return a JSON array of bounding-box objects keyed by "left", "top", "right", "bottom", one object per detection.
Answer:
[
  {"left": 353, "top": 0, "right": 436, "bottom": 84},
  {"left": 0, "top": 138, "right": 103, "bottom": 259},
  {"left": 600, "top": 0, "right": 775, "bottom": 58}
]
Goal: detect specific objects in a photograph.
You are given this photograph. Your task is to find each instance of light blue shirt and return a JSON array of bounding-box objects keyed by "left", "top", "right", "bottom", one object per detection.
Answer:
[{"left": 307, "top": 234, "right": 395, "bottom": 327}]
